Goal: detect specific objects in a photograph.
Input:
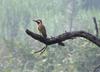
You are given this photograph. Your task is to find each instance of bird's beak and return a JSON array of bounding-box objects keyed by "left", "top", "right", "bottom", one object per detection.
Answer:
[
  {"left": 33, "top": 19, "right": 40, "bottom": 25},
  {"left": 33, "top": 20, "right": 37, "bottom": 22}
]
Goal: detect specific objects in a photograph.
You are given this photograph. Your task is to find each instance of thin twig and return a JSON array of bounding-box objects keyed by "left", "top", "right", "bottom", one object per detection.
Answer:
[{"left": 93, "top": 17, "right": 99, "bottom": 37}]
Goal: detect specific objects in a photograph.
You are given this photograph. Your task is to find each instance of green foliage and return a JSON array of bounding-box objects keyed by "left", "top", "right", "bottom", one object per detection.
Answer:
[{"left": 0, "top": 0, "right": 100, "bottom": 72}]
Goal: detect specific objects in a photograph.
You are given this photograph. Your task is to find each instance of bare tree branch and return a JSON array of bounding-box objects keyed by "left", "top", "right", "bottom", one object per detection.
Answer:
[{"left": 26, "top": 29, "right": 100, "bottom": 47}]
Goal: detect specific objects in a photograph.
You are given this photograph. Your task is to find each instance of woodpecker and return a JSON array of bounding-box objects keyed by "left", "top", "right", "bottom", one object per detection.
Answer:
[{"left": 33, "top": 19, "right": 47, "bottom": 38}]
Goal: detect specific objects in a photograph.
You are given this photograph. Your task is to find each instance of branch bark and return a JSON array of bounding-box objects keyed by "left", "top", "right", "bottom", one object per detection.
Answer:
[{"left": 26, "top": 29, "right": 100, "bottom": 47}]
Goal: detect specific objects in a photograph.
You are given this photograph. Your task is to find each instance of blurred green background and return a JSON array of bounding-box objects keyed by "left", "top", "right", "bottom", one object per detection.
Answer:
[{"left": 0, "top": 0, "right": 100, "bottom": 72}]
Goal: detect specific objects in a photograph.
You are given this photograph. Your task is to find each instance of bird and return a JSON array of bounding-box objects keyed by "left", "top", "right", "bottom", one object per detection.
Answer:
[
  {"left": 33, "top": 19, "right": 65, "bottom": 46},
  {"left": 33, "top": 19, "right": 47, "bottom": 38}
]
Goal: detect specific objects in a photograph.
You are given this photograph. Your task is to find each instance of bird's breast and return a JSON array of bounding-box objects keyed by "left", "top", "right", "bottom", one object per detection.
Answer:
[{"left": 38, "top": 24, "right": 44, "bottom": 31}]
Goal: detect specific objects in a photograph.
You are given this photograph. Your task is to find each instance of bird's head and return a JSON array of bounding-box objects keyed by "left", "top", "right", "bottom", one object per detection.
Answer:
[{"left": 33, "top": 19, "right": 42, "bottom": 25}]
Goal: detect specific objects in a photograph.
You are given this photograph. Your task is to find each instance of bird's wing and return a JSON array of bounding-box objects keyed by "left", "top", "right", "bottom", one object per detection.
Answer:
[
  {"left": 38, "top": 25, "right": 47, "bottom": 38},
  {"left": 41, "top": 26, "right": 47, "bottom": 38}
]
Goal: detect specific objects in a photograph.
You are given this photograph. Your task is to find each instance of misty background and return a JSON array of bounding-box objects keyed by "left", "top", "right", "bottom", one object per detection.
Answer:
[{"left": 0, "top": 0, "right": 100, "bottom": 72}]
